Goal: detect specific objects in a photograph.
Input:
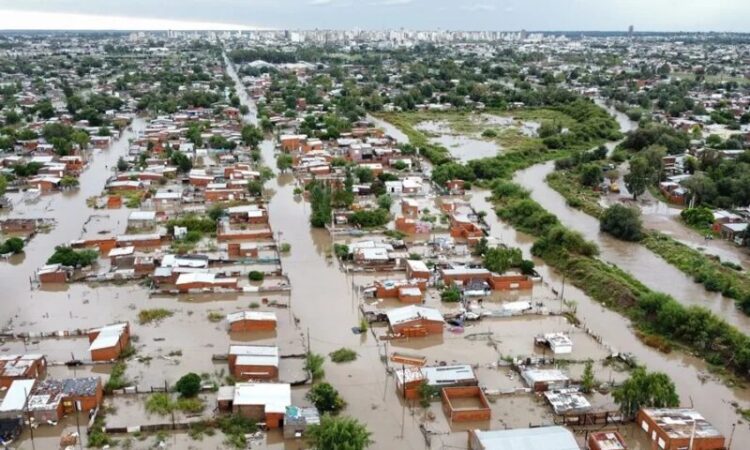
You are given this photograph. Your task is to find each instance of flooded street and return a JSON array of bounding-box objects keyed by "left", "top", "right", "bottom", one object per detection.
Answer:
[
  {"left": 368, "top": 94, "right": 750, "bottom": 446},
  {"left": 514, "top": 103, "right": 750, "bottom": 332},
  {"left": 0, "top": 118, "right": 146, "bottom": 329},
  {"left": 469, "top": 188, "right": 750, "bottom": 446}
]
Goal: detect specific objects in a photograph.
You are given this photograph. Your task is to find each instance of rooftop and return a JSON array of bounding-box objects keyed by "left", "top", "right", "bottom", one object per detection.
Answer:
[
  {"left": 232, "top": 382, "right": 291, "bottom": 413},
  {"left": 642, "top": 408, "right": 723, "bottom": 439},
  {"left": 471, "top": 426, "right": 579, "bottom": 450}
]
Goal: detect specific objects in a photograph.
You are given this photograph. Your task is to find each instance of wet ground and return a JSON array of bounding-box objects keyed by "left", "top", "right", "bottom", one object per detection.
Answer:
[{"left": 2, "top": 67, "right": 748, "bottom": 450}]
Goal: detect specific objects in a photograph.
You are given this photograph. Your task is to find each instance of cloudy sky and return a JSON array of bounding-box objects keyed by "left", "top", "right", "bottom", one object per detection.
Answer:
[{"left": 0, "top": 0, "right": 747, "bottom": 32}]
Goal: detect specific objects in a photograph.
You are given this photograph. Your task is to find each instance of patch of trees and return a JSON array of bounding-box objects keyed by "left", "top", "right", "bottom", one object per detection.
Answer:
[
  {"left": 47, "top": 246, "right": 98, "bottom": 267},
  {"left": 600, "top": 204, "right": 643, "bottom": 241},
  {"left": 619, "top": 123, "right": 689, "bottom": 154}
]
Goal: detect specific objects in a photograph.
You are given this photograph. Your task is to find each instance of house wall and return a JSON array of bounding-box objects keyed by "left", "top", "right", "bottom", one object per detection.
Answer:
[
  {"left": 441, "top": 386, "right": 491, "bottom": 423},
  {"left": 489, "top": 274, "right": 533, "bottom": 291},
  {"left": 229, "top": 319, "right": 277, "bottom": 332},
  {"left": 391, "top": 318, "right": 443, "bottom": 337},
  {"left": 232, "top": 364, "right": 278, "bottom": 381},
  {"left": 39, "top": 271, "right": 68, "bottom": 284},
  {"left": 636, "top": 410, "right": 726, "bottom": 450},
  {"left": 234, "top": 404, "right": 265, "bottom": 421}
]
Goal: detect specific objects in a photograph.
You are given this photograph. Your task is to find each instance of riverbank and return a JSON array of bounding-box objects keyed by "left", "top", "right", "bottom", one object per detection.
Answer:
[{"left": 547, "top": 167, "right": 750, "bottom": 314}]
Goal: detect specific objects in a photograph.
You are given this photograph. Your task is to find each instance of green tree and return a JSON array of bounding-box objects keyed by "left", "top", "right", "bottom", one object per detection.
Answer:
[
  {"left": 277, "top": 154, "right": 293, "bottom": 172},
  {"left": 310, "top": 183, "right": 332, "bottom": 228},
  {"left": 581, "top": 359, "right": 595, "bottom": 393},
  {"left": 306, "top": 415, "right": 372, "bottom": 450},
  {"left": 247, "top": 180, "right": 264, "bottom": 196},
  {"left": 175, "top": 373, "right": 201, "bottom": 398},
  {"left": 376, "top": 194, "right": 393, "bottom": 211},
  {"left": 600, "top": 204, "right": 643, "bottom": 241},
  {"left": 170, "top": 151, "right": 193, "bottom": 173},
  {"left": 483, "top": 246, "right": 522, "bottom": 274},
  {"left": 116, "top": 157, "right": 129, "bottom": 172},
  {"left": 241, "top": 124, "right": 263, "bottom": 148},
  {"left": 0, "top": 174, "right": 6, "bottom": 196},
  {"left": 613, "top": 367, "right": 679, "bottom": 418},
  {"left": 306, "top": 382, "right": 345, "bottom": 414},
  {"left": 0, "top": 237, "right": 24, "bottom": 254},
  {"left": 580, "top": 164, "right": 603, "bottom": 187},
  {"left": 623, "top": 156, "right": 652, "bottom": 200}
]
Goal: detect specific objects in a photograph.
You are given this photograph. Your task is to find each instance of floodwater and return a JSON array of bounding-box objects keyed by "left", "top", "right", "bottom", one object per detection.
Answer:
[
  {"left": 469, "top": 188, "right": 750, "bottom": 446},
  {"left": 416, "top": 120, "right": 501, "bottom": 162},
  {"left": 513, "top": 104, "right": 750, "bottom": 331},
  {"left": 368, "top": 98, "right": 750, "bottom": 447}
]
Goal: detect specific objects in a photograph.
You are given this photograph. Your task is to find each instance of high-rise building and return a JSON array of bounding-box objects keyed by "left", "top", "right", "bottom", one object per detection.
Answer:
[{"left": 628, "top": 25, "right": 634, "bottom": 37}]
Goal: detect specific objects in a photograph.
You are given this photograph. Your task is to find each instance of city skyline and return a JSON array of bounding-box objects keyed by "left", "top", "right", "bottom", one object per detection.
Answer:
[{"left": 0, "top": 0, "right": 748, "bottom": 32}]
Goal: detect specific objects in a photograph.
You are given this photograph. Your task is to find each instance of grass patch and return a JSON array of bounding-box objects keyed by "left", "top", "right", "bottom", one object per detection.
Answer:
[
  {"left": 138, "top": 308, "right": 173, "bottom": 324},
  {"left": 329, "top": 347, "right": 357, "bottom": 363},
  {"left": 104, "top": 361, "right": 129, "bottom": 393},
  {"left": 207, "top": 311, "right": 224, "bottom": 323},
  {"left": 145, "top": 393, "right": 205, "bottom": 416},
  {"left": 217, "top": 414, "right": 257, "bottom": 449}
]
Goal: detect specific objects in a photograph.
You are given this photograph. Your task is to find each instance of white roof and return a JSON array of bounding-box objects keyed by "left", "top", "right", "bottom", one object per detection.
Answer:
[
  {"left": 521, "top": 368, "right": 570, "bottom": 385},
  {"left": 154, "top": 191, "right": 181, "bottom": 200},
  {"left": 406, "top": 259, "right": 429, "bottom": 273},
  {"left": 0, "top": 379, "right": 35, "bottom": 413},
  {"left": 176, "top": 273, "right": 216, "bottom": 284},
  {"left": 386, "top": 305, "right": 444, "bottom": 325},
  {"left": 117, "top": 233, "right": 160, "bottom": 242},
  {"left": 226, "top": 311, "right": 277, "bottom": 323},
  {"left": 128, "top": 211, "right": 156, "bottom": 221},
  {"left": 442, "top": 268, "right": 491, "bottom": 277},
  {"left": 89, "top": 323, "right": 128, "bottom": 351},
  {"left": 399, "top": 287, "right": 422, "bottom": 297},
  {"left": 422, "top": 365, "right": 476, "bottom": 386},
  {"left": 233, "top": 382, "right": 291, "bottom": 413},
  {"left": 229, "top": 345, "right": 279, "bottom": 357},
  {"left": 356, "top": 247, "right": 389, "bottom": 261},
  {"left": 108, "top": 246, "right": 134, "bottom": 257},
  {"left": 471, "top": 426, "right": 579, "bottom": 450}
]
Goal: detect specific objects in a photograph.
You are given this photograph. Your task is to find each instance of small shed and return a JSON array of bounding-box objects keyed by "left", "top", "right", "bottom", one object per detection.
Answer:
[{"left": 226, "top": 311, "right": 277, "bottom": 333}]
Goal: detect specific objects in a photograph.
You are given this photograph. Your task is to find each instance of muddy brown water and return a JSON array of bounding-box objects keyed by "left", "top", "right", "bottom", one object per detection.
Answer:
[{"left": 374, "top": 100, "right": 750, "bottom": 447}]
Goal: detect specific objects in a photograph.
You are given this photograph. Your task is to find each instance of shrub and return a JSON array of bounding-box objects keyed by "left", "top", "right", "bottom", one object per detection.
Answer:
[
  {"left": 600, "top": 204, "right": 643, "bottom": 241},
  {"left": 306, "top": 415, "right": 372, "bottom": 450},
  {"left": 305, "top": 352, "right": 325, "bottom": 381},
  {"left": 217, "top": 414, "right": 257, "bottom": 449},
  {"left": 329, "top": 348, "right": 357, "bottom": 363},
  {"left": 349, "top": 209, "right": 389, "bottom": 227},
  {"left": 0, "top": 237, "right": 24, "bottom": 254},
  {"left": 47, "top": 246, "right": 98, "bottom": 267},
  {"left": 441, "top": 286, "right": 461, "bottom": 302},
  {"left": 175, "top": 372, "right": 202, "bottom": 397},
  {"left": 146, "top": 393, "right": 174, "bottom": 415},
  {"left": 248, "top": 271, "right": 264, "bottom": 281},
  {"left": 138, "top": 308, "right": 173, "bottom": 324},
  {"left": 306, "top": 382, "right": 345, "bottom": 414}
]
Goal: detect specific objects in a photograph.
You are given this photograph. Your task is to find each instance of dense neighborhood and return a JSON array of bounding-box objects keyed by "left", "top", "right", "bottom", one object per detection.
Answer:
[{"left": 0, "top": 28, "right": 749, "bottom": 449}]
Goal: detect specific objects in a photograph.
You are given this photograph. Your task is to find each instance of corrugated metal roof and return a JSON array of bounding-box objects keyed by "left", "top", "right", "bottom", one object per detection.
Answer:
[{"left": 472, "top": 426, "right": 579, "bottom": 450}]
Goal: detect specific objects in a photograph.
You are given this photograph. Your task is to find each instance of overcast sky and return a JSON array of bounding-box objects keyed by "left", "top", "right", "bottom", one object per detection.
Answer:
[{"left": 0, "top": 0, "right": 747, "bottom": 32}]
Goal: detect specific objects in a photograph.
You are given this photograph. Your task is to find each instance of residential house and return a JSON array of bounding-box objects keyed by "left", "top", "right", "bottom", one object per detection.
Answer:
[
  {"left": 227, "top": 345, "right": 279, "bottom": 381},
  {"left": 636, "top": 408, "right": 725, "bottom": 450}
]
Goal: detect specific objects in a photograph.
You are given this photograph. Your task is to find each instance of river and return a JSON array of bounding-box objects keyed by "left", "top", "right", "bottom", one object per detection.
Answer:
[
  {"left": 369, "top": 98, "right": 750, "bottom": 446},
  {"left": 514, "top": 104, "right": 750, "bottom": 332}
]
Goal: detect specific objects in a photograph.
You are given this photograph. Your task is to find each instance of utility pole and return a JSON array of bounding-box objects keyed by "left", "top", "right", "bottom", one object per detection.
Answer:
[
  {"left": 728, "top": 423, "right": 736, "bottom": 449},
  {"left": 74, "top": 401, "right": 83, "bottom": 450},
  {"left": 400, "top": 364, "right": 406, "bottom": 439}
]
